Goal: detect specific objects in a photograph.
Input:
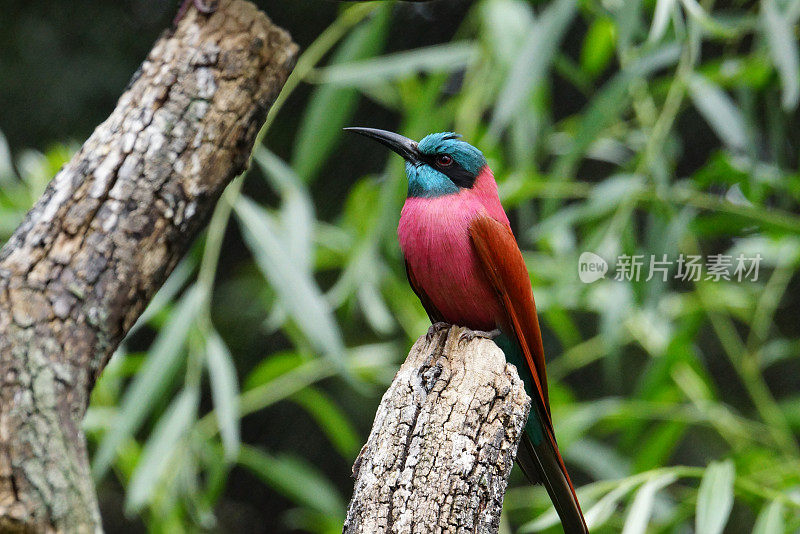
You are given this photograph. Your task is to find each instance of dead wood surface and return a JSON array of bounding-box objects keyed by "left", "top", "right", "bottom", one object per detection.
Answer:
[
  {"left": 343, "top": 326, "right": 531, "bottom": 534},
  {"left": 0, "top": 2, "right": 297, "bottom": 531}
]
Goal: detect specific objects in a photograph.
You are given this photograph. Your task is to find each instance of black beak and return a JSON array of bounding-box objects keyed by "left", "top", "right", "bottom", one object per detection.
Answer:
[{"left": 344, "top": 127, "right": 421, "bottom": 164}]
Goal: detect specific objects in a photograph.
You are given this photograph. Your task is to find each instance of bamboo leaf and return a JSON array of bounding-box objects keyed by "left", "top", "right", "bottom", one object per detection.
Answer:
[
  {"left": 490, "top": 0, "right": 578, "bottom": 135},
  {"left": 205, "top": 330, "right": 240, "bottom": 462},
  {"left": 244, "top": 351, "right": 306, "bottom": 390},
  {"left": 234, "top": 197, "right": 349, "bottom": 374},
  {"left": 688, "top": 74, "right": 748, "bottom": 151},
  {"left": 254, "top": 148, "right": 314, "bottom": 273},
  {"left": 762, "top": 0, "right": 800, "bottom": 109},
  {"left": 553, "top": 44, "right": 680, "bottom": 176},
  {"left": 581, "top": 17, "right": 616, "bottom": 77},
  {"left": 753, "top": 500, "right": 785, "bottom": 534},
  {"left": 238, "top": 445, "right": 344, "bottom": 518},
  {"left": 678, "top": 0, "right": 737, "bottom": 37},
  {"left": 695, "top": 459, "right": 735, "bottom": 534},
  {"left": 93, "top": 287, "right": 201, "bottom": 478},
  {"left": 583, "top": 479, "right": 642, "bottom": 530},
  {"left": 649, "top": 0, "right": 676, "bottom": 41},
  {"left": 125, "top": 388, "right": 198, "bottom": 512},
  {"left": 0, "top": 131, "right": 13, "bottom": 181},
  {"left": 480, "top": 0, "right": 535, "bottom": 67},
  {"left": 291, "top": 5, "right": 391, "bottom": 183},
  {"left": 622, "top": 474, "right": 677, "bottom": 534},
  {"left": 291, "top": 387, "right": 360, "bottom": 458},
  {"left": 357, "top": 281, "right": 395, "bottom": 334},
  {"left": 311, "top": 43, "right": 478, "bottom": 87}
]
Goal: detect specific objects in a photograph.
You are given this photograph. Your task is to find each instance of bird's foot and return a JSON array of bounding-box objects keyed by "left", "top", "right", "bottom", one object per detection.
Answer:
[
  {"left": 459, "top": 328, "right": 501, "bottom": 343},
  {"left": 174, "top": 0, "right": 218, "bottom": 26},
  {"left": 426, "top": 322, "right": 451, "bottom": 341}
]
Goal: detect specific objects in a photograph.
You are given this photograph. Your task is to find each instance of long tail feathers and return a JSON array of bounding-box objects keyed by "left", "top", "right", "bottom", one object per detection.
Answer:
[
  {"left": 517, "top": 431, "right": 588, "bottom": 534},
  {"left": 467, "top": 218, "right": 588, "bottom": 531}
]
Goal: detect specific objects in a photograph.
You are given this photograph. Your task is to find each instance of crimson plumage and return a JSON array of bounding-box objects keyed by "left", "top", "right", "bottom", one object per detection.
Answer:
[{"left": 398, "top": 168, "right": 507, "bottom": 330}]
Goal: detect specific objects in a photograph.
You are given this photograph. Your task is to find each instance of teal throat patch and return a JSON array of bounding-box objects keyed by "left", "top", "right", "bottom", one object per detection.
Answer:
[{"left": 405, "top": 161, "right": 460, "bottom": 197}]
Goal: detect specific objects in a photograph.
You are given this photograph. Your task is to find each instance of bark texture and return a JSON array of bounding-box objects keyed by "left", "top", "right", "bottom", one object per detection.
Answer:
[
  {"left": 343, "top": 326, "right": 531, "bottom": 534},
  {"left": 0, "top": 3, "right": 297, "bottom": 532}
]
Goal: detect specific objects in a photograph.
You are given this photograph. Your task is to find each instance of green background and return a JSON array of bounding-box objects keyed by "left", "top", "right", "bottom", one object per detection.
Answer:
[{"left": 1, "top": 0, "right": 799, "bottom": 532}]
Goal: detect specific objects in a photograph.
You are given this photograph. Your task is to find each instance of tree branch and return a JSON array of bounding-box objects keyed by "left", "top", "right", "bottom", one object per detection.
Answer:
[
  {"left": 0, "top": 2, "right": 297, "bottom": 531},
  {"left": 343, "top": 326, "right": 531, "bottom": 534}
]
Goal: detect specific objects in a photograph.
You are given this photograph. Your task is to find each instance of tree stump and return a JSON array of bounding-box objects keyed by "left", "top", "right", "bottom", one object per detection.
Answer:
[
  {"left": 343, "top": 325, "right": 531, "bottom": 534},
  {"left": 0, "top": 2, "right": 297, "bottom": 531}
]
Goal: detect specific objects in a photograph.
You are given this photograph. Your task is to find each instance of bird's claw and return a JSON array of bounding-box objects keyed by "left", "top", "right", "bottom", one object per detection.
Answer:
[
  {"left": 174, "top": 0, "right": 218, "bottom": 26},
  {"left": 194, "top": 0, "right": 219, "bottom": 13},
  {"left": 459, "top": 328, "right": 501, "bottom": 343},
  {"left": 426, "top": 322, "right": 451, "bottom": 341}
]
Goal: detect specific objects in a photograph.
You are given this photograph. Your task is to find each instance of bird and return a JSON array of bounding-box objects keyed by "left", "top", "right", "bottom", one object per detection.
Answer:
[{"left": 344, "top": 127, "right": 588, "bottom": 533}]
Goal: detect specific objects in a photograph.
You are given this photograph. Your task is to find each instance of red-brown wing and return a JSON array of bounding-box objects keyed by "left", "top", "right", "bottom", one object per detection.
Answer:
[
  {"left": 405, "top": 260, "right": 445, "bottom": 324},
  {"left": 469, "top": 215, "right": 551, "bottom": 418},
  {"left": 471, "top": 218, "right": 587, "bottom": 531}
]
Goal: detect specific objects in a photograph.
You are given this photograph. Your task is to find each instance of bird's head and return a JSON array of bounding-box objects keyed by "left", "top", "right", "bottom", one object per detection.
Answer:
[{"left": 345, "top": 127, "right": 486, "bottom": 198}]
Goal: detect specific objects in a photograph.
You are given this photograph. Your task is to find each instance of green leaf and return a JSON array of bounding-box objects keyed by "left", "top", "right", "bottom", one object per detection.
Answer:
[
  {"left": 254, "top": 148, "right": 314, "bottom": 273},
  {"left": 291, "top": 387, "right": 360, "bottom": 458},
  {"left": 238, "top": 445, "right": 344, "bottom": 518},
  {"left": 311, "top": 43, "right": 478, "bottom": 87},
  {"left": 244, "top": 351, "right": 306, "bottom": 391},
  {"left": 480, "top": 0, "right": 535, "bottom": 67},
  {"left": 633, "top": 422, "right": 686, "bottom": 472},
  {"left": 205, "top": 330, "right": 240, "bottom": 462},
  {"left": 678, "top": 0, "right": 737, "bottom": 37},
  {"left": 622, "top": 474, "right": 677, "bottom": 534},
  {"left": 695, "top": 459, "right": 735, "bottom": 534},
  {"left": 0, "top": 131, "right": 13, "bottom": 180},
  {"left": 762, "top": 0, "right": 800, "bottom": 109},
  {"left": 283, "top": 508, "right": 343, "bottom": 534},
  {"left": 233, "top": 343, "right": 397, "bottom": 425},
  {"left": 614, "top": 0, "right": 643, "bottom": 51},
  {"left": 357, "top": 280, "right": 395, "bottom": 334},
  {"left": 753, "top": 500, "right": 785, "bottom": 534},
  {"left": 234, "top": 197, "right": 349, "bottom": 374},
  {"left": 566, "top": 439, "right": 630, "bottom": 481},
  {"left": 291, "top": 4, "right": 391, "bottom": 183},
  {"left": 582, "top": 478, "right": 642, "bottom": 530},
  {"left": 581, "top": 17, "right": 616, "bottom": 77},
  {"left": 93, "top": 287, "right": 201, "bottom": 478},
  {"left": 489, "top": 0, "right": 578, "bottom": 135},
  {"left": 553, "top": 44, "right": 680, "bottom": 177},
  {"left": 125, "top": 388, "right": 198, "bottom": 512},
  {"left": 649, "top": 0, "right": 676, "bottom": 42},
  {"left": 688, "top": 74, "right": 748, "bottom": 151}
]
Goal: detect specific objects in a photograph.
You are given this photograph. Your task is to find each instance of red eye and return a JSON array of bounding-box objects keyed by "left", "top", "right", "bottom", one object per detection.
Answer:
[{"left": 436, "top": 154, "right": 453, "bottom": 167}]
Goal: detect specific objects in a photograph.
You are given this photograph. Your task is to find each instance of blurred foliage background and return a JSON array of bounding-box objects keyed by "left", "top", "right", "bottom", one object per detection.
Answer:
[{"left": 2, "top": 0, "right": 800, "bottom": 532}]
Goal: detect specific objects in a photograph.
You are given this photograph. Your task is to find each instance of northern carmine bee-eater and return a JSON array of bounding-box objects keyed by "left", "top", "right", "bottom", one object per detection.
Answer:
[{"left": 345, "top": 127, "right": 588, "bottom": 533}]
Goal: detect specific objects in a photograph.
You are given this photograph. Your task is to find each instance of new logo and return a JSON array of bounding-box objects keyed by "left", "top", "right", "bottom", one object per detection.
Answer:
[{"left": 578, "top": 252, "right": 608, "bottom": 283}]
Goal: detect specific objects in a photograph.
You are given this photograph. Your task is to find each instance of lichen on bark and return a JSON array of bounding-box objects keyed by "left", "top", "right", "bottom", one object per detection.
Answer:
[{"left": 0, "top": 2, "right": 297, "bottom": 531}]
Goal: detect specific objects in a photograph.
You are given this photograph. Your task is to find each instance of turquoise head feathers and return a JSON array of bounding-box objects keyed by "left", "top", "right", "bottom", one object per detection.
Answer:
[
  {"left": 344, "top": 128, "right": 487, "bottom": 198},
  {"left": 406, "top": 132, "right": 487, "bottom": 198}
]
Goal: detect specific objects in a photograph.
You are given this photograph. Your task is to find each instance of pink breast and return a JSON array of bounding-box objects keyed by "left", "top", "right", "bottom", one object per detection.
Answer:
[{"left": 397, "top": 168, "right": 508, "bottom": 330}]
